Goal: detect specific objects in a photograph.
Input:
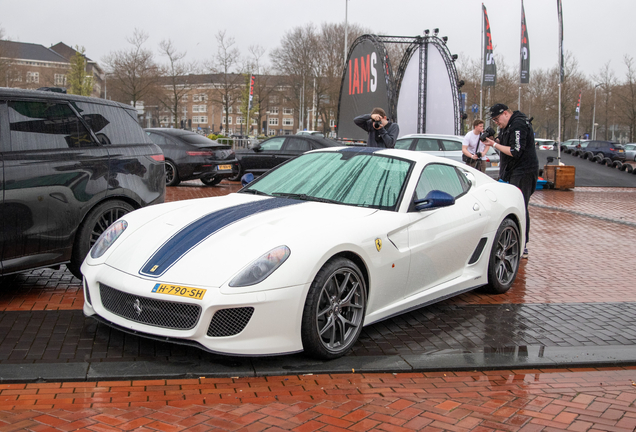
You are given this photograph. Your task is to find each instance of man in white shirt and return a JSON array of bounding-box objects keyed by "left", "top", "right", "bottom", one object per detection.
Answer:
[{"left": 462, "top": 119, "right": 487, "bottom": 172}]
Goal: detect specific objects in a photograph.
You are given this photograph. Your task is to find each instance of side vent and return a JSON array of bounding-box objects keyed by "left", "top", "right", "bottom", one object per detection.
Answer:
[
  {"left": 468, "top": 237, "right": 488, "bottom": 264},
  {"left": 207, "top": 307, "right": 254, "bottom": 337}
]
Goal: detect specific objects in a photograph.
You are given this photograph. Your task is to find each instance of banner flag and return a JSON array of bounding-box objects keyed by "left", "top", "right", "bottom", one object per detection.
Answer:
[
  {"left": 520, "top": 0, "right": 530, "bottom": 84},
  {"left": 575, "top": 92, "right": 581, "bottom": 120},
  {"left": 557, "top": 0, "right": 564, "bottom": 83},
  {"left": 482, "top": 4, "right": 497, "bottom": 87},
  {"left": 248, "top": 75, "right": 255, "bottom": 111}
]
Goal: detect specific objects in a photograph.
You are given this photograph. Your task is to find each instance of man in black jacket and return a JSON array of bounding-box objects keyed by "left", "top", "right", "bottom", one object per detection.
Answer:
[
  {"left": 483, "top": 103, "right": 538, "bottom": 259},
  {"left": 354, "top": 107, "right": 399, "bottom": 148}
]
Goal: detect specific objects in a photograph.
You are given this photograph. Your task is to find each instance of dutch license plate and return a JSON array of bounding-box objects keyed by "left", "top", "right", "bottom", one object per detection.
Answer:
[
  {"left": 218, "top": 164, "right": 232, "bottom": 170},
  {"left": 151, "top": 283, "right": 206, "bottom": 300},
  {"left": 491, "top": 162, "right": 499, "bottom": 167},
  {"left": 618, "top": 150, "right": 624, "bottom": 153}
]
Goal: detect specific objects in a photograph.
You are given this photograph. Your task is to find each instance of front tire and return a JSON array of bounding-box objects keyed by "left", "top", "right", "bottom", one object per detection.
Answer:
[
  {"left": 301, "top": 257, "right": 367, "bottom": 360},
  {"left": 67, "top": 200, "right": 134, "bottom": 279},
  {"left": 484, "top": 218, "right": 521, "bottom": 294},
  {"left": 165, "top": 160, "right": 180, "bottom": 186}
]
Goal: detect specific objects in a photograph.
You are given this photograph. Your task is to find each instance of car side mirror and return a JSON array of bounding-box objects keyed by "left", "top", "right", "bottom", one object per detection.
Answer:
[
  {"left": 463, "top": 171, "right": 475, "bottom": 186},
  {"left": 253, "top": 144, "right": 262, "bottom": 152},
  {"left": 241, "top": 173, "right": 255, "bottom": 186},
  {"left": 414, "top": 190, "right": 455, "bottom": 211}
]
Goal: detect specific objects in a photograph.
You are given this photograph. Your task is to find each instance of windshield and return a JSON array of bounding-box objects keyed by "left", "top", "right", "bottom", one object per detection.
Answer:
[{"left": 241, "top": 151, "right": 413, "bottom": 211}]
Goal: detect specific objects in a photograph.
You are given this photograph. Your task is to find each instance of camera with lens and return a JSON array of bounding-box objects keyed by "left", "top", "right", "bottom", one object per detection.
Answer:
[
  {"left": 373, "top": 120, "right": 382, "bottom": 129},
  {"left": 479, "top": 126, "right": 496, "bottom": 142},
  {"left": 476, "top": 151, "right": 482, "bottom": 158}
]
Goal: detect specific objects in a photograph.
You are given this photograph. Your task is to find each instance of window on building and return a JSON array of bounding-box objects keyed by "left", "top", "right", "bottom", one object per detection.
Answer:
[
  {"left": 283, "top": 107, "right": 294, "bottom": 115},
  {"left": 330, "top": 119, "right": 336, "bottom": 127},
  {"left": 54, "top": 74, "right": 66, "bottom": 86},
  {"left": 236, "top": 106, "right": 242, "bottom": 114},
  {"left": 192, "top": 116, "right": 208, "bottom": 124},
  {"left": 269, "top": 96, "right": 279, "bottom": 104},
  {"left": 269, "top": 107, "right": 279, "bottom": 115},
  {"left": 269, "top": 118, "right": 279, "bottom": 126},
  {"left": 236, "top": 116, "right": 245, "bottom": 125},
  {"left": 26, "top": 72, "right": 39, "bottom": 83},
  {"left": 283, "top": 118, "right": 293, "bottom": 126},
  {"left": 192, "top": 105, "right": 207, "bottom": 113},
  {"left": 193, "top": 94, "right": 208, "bottom": 102},
  {"left": 181, "top": 95, "right": 188, "bottom": 102}
]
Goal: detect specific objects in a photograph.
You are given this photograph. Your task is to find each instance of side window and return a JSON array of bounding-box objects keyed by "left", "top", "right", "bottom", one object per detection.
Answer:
[
  {"left": 414, "top": 139, "right": 440, "bottom": 152},
  {"left": 414, "top": 164, "right": 468, "bottom": 201},
  {"left": 394, "top": 138, "right": 414, "bottom": 150},
  {"left": 284, "top": 137, "right": 311, "bottom": 152},
  {"left": 259, "top": 137, "right": 285, "bottom": 151},
  {"left": 74, "top": 102, "right": 147, "bottom": 145},
  {"left": 146, "top": 132, "right": 169, "bottom": 146},
  {"left": 8, "top": 100, "right": 96, "bottom": 150},
  {"left": 440, "top": 139, "right": 463, "bottom": 151}
]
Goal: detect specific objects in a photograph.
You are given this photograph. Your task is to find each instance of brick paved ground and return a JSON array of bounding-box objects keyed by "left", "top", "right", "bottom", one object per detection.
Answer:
[
  {"left": 2, "top": 181, "right": 636, "bottom": 431},
  {"left": 1, "top": 368, "right": 636, "bottom": 431}
]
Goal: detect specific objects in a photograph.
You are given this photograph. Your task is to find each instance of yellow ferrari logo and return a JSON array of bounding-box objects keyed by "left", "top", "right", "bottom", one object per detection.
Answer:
[
  {"left": 375, "top": 238, "right": 382, "bottom": 252},
  {"left": 150, "top": 265, "right": 159, "bottom": 273}
]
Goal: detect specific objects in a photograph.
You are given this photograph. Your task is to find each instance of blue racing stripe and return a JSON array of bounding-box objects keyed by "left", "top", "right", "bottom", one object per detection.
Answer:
[{"left": 139, "top": 198, "right": 302, "bottom": 278}]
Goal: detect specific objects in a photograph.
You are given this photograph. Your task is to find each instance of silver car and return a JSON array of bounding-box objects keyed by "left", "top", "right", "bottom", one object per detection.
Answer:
[
  {"left": 561, "top": 139, "right": 589, "bottom": 153},
  {"left": 624, "top": 143, "right": 636, "bottom": 161},
  {"left": 395, "top": 133, "right": 500, "bottom": 179}
]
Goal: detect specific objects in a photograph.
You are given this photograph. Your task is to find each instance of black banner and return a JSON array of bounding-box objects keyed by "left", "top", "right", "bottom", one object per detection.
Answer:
[
  {"left": 520, "top": 1, "right": 530, "bottom": 84},
  {"left": 482, "top": 4, "right": 497, "bottom": 87},
  {"left": 337, "top": 37, "right": 393, "bottom": 141}
]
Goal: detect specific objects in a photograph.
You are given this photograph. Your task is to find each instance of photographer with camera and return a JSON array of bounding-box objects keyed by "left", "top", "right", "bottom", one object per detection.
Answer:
[
  {"left": 354, "top": 107, "right": 399, "bottom": 148},
  {"left": 462, "top": 119, "right": 488, "bottom": 172},
  {"left": 482, "top": 103, "right": 538, "bottom": 259}
]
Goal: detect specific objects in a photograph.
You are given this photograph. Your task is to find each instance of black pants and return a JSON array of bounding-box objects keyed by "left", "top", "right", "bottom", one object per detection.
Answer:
[{"left": 508, "top": 170, "right": 537, "bottom": 244}]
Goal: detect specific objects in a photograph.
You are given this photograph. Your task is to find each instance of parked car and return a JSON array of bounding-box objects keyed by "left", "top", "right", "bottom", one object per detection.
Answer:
[
  {"left": 144, "top": 128, "right": 238, "bottom": 186},
  {"left": 535, "top": 138, "right": 557, "bottom": 150},
  {"left": 81, "top": 147, "right": 526, "bottom": 359},
  {"left": 584, "top": 140, "right": 626, "bottom": 161},
  {"left": 624, "top": 143, "right": 636, "bottom": 161},
  {"left": 395, "top": 134, "right": 500, "bottom": 179},
  {"left": 561, "top": 138, "right": 588, "bottom": 153},
  {"left": 0, "top": 88, "right": 165, "bottom": 278},
  {"left": 230, "top": 134, "right": 340, "bottom": 180}
]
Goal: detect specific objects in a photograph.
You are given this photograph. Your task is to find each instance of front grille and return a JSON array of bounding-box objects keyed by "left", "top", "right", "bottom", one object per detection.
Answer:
[
  {"left": 207, "top": 307, "right": 254, "bottom": 337},
  {"left": 99, "top": 283, "right": 201, "bottom": 330}
]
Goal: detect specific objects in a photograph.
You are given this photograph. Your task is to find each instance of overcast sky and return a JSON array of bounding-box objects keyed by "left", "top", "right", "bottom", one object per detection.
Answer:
[{"left": 2, "top": 0, "right": 634, "bottom": 80}]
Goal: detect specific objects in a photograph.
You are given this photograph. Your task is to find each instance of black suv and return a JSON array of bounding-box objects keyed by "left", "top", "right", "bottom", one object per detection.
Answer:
[
  {"left": 585, "top": 140, "right": 626, "bottom": 161},
  {"left": 0, "top": 89, "right": 165, "bottom": 278}
]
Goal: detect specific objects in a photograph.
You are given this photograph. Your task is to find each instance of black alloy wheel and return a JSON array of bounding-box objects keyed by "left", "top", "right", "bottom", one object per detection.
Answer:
[
  {"left": 484, "top": 218, "right": 521, "bottom": 294},
  {"left": 165, "top": 160, "right": 180, "bottom": 186},
  {"left": 301, "top": 257, "right": 367, "bottom": 359}
]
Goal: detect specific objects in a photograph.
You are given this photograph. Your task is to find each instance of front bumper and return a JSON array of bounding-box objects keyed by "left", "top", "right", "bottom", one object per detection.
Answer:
[{"left": 82, "top": 266, "right": 310, "bottom": 356}]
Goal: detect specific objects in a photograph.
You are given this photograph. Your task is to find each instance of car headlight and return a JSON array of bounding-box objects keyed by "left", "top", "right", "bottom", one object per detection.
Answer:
[
  {"left": 229, "top": 246, "right": 291, "bottom": 287},
  {"left": 90, "top": 220, "right": 128, "bottom": 259}
]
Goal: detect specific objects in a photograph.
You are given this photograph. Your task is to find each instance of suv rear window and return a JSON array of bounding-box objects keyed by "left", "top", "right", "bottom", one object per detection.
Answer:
[
  {"left": 75, "top": 102, "right": 148, "bottom": 145},
  {"left": 8, "top": 101, "right": 96, "bottom": 150}
]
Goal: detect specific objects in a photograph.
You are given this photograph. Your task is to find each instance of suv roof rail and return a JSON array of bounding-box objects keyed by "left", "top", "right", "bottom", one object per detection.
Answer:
[{"left": 37, "top": 87, "right": 67, "bottom": 93}]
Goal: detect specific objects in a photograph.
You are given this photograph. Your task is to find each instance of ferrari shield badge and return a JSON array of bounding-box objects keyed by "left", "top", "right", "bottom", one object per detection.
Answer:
[{"left": 375, "top": 238, "right": 382, "bottom": 252}]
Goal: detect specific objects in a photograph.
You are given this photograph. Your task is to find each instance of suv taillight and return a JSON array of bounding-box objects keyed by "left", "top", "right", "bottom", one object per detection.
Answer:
[{"left": 150, "top": 154, "right": 164, "bottom": 161}]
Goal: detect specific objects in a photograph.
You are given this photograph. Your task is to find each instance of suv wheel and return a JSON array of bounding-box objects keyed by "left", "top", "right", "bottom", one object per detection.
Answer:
[
  {"left": 165, "top": 160, "right": 181, "bottom": 186},
  {"left": 67, "top": 200, "right": 134, "bottom": 279}
]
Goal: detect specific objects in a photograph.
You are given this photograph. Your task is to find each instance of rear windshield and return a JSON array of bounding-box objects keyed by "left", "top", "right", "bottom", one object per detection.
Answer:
[{"left": 178, "top": 134, "right": 220, "bottom": 145}]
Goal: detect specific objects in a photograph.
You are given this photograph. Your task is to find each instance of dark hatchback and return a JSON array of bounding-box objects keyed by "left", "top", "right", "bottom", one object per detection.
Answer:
[
  {"left": 231, "top": 135, "right": 340, "bottom": 180},
  {"left": 144, "top": 128, "right": 238, "bottom": 186},
  {"left": 0, "top": 88, "right": 165, "bottom": 278},
  {"left": 585, "top": 140, "right": 626, "bottom": 161}
]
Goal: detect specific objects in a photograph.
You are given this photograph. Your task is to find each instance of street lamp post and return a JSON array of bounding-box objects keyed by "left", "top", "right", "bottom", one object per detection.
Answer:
[{"left": 592, "top": 84, "right": 600, "bottom": 140}]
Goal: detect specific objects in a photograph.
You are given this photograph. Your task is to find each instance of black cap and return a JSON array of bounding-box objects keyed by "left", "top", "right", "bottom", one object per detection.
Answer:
[{"left": 489, "top": 103, "right": 508, "bottom": 118}]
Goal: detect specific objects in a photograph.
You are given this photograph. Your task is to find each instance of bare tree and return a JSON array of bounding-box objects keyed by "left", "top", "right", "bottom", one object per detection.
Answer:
[
  {"left": 157, "top": 39, "right": 197, "bottom": 128},
  {"left": 617, "top": 55, "right": 636, "bottom": 141},
  {"left": 592, "top": 61, "right": 618, "bottom": 140},
  {"left": 0, "top": 27, "right": 14, "bottom": 86},
  {"left": 207, "top": 30, "right": 244, "bottom": 135},
  {"left": 103, "top": 29, "right": 159, "bottom": 107}
]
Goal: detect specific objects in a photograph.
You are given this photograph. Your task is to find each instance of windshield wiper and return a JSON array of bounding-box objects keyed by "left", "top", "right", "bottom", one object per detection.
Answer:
[
  {"left": 272, "top": 192, "right": 340, "bottom": 204},
  {"left": 239, "top": 189, "right": 270, "bottom": 196}
]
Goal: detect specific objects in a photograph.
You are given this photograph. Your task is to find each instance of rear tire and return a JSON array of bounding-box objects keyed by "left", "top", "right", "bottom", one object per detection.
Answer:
[
  {"left": 165, "top": 160, "right": 180, "bottom": 186},
  {"left": 484, "top": 218, "right": 521, "bottom": 294},
  {"left": 228, "top": 163, "right": 243, "bottom": 182},
  {"left": 201, "top": 176, "right": 223, "bottom": 186},
  {"left": 67, "top": 200, "right": 134, "bottom": 279}
]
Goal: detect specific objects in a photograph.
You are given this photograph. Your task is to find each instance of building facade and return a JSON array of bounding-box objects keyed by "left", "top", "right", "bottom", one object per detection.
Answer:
[{"left": 0, "top": 40, "right": 104, "bottom": 98}]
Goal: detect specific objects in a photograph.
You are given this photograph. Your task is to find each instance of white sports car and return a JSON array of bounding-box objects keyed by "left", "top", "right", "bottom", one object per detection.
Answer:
[{"left": 82, "top": 147, "right": 526, "bottom": 359}]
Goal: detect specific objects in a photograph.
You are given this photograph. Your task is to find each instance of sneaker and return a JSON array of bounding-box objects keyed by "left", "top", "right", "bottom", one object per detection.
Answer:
[{"left": 522, "top": 248, "right": 529, "bottom": 259}]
